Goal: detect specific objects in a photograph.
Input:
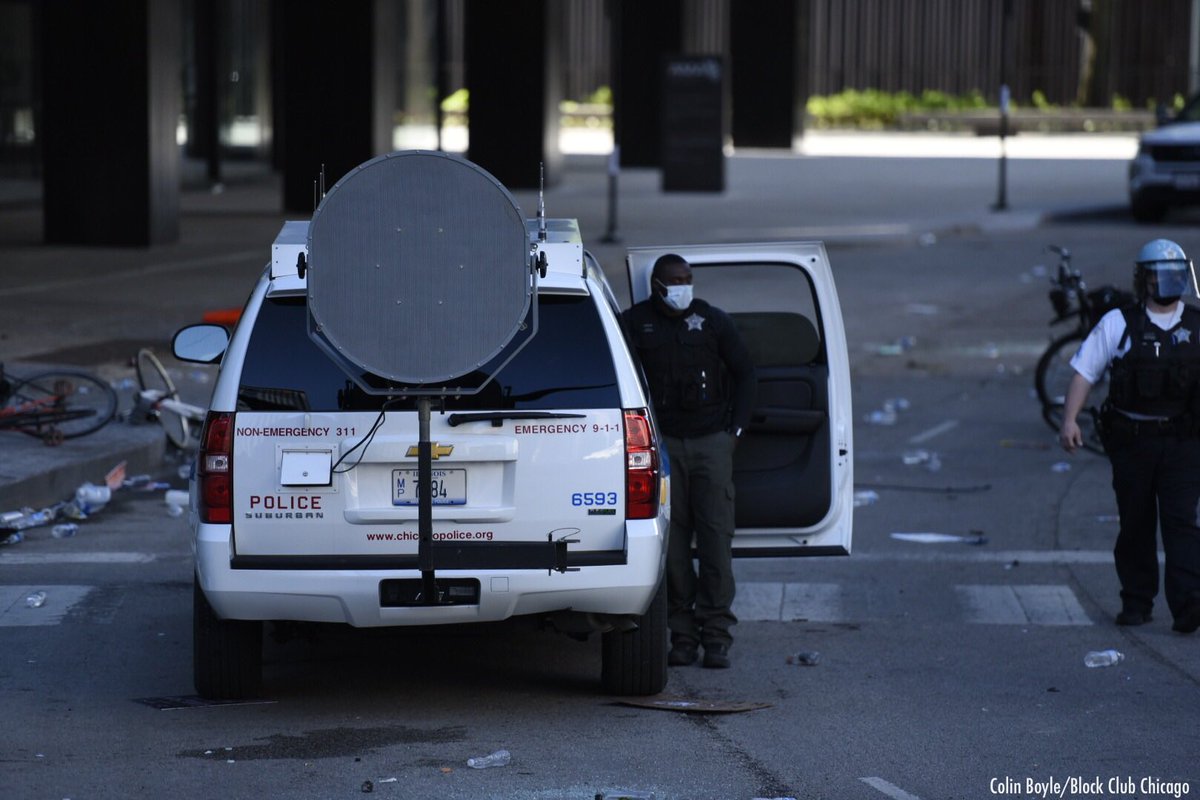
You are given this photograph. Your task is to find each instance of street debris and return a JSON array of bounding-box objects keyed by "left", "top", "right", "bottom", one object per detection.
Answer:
[
  {"left": 901, "top": 449, "right": 942, "bottom": 472},
  {"left": 785, "top": 651, "right": 821, "bottom": 666},
  {"left": 1051, "top": 461, "right": 1072, "bottom": 473},
  {"left": 466, "top": 749, "right": 511, "bottom": 769},
  {"left": 24, "top": 590, "right": 46, "bottom": 608},
  {"left": 853, "top": 490, "right": 880, "bottom": 508},
  {"left": 614, "top": 695, "right": 772, "bottom": 714},
  {"left": 1084, "top": 649, "right": 1124, "bottom": 668},
  {"left": 890, "top": 531, "right": 988, "bottom": 545},
  {"left": 0, "top": 459, "right": 192, "bottom": 546},
  {"left": 863, "top": 397, "right": 910, "bottom": 425}
]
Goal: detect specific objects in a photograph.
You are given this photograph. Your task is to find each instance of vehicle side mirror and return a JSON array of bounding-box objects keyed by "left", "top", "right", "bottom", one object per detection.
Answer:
[{"left": 173, "top": 324, "right": 229, "bottom": 364}]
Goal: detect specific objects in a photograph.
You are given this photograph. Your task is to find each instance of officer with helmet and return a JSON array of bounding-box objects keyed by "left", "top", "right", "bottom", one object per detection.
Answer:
[{"left": 1059, "top": 239, "right": 1200, "bottom": 634}]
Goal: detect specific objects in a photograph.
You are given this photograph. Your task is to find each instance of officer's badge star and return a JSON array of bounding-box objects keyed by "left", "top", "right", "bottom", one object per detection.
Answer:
[
  {"left": 1174, "top": 327, "right": 1193, "bottom": 345},
  {"left": 685, "top": 313, "right": 705, "bottom": 331}
]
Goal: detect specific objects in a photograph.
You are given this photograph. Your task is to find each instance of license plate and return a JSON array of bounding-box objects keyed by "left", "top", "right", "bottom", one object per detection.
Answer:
[
  {"left": 392, "top": 468, "right": 466, "bottom": 506},
  {"left": 1173, "top": 173, "right": 1200, "bottom": 190}
]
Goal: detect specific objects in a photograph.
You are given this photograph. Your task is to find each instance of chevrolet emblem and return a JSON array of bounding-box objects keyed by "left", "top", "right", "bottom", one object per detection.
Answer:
[{"left": 406, "top": 443, "right": 454, "bottom": 459}]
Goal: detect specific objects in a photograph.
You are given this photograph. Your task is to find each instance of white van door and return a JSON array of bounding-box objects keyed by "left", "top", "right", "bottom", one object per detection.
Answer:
[{"left": 626, "top": 243, "right": 853, "bottom": 556}]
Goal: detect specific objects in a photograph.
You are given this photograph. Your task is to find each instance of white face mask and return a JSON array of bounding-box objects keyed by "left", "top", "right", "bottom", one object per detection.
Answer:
[{"left": 658, "top": 283, "right": 693, "bottom": 311}]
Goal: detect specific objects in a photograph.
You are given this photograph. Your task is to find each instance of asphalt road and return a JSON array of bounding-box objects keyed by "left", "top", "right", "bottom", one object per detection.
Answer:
[{"left": 2, "top": 139, "right": 1199, "bottom": 799}]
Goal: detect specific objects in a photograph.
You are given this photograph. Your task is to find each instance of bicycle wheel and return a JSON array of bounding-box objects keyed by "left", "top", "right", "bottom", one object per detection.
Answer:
[
  {"left": 1035, "top": 332, "right": 1085, "bottom": 408},
  {"left": 136, "top": 348, "right": 190, "bottom": 449},
  {"left": 1043, "top": 402, "right": 1105, "bottom": 455},
  {"left": 7, "top": 370, "right": 118, "bottom": 439}
]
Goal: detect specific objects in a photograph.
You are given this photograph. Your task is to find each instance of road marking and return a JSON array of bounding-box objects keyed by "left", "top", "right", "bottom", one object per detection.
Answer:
[
  {"left": 734, "top": 582, "right": 841, "bottom": 622},
  {"left": 908, "top": 419, "right": 959, "bottom": 444},
  {"left": 956, "top": 584, "right": 1092, "bottom": 625},
  {"left": 861, "top": 777, "right": 924, "bottom": 800},
  {"left": 0, "top": 585, "right": 93, "bottom": 627},
  {"left": 851, "top": 549, "right": 1116, "bottom": 565},
  {"left": 0, "top": 552, "right": 156, "bottom": 565}
]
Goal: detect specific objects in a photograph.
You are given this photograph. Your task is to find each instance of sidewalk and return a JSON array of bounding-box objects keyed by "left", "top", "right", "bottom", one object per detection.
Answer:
[{"left": 0, "top": 130, "right": 1138, "bottom": 513}]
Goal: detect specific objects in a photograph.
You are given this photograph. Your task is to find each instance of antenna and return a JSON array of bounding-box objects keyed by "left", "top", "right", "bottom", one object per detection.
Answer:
[{"left": 537, "top": 162, "right": 546, "bottom": 242}]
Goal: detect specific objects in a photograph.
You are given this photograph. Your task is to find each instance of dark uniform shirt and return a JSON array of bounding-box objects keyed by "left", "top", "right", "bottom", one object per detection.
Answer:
[{"left": 623, "top": 298, "right": 756, "bottom": 438}]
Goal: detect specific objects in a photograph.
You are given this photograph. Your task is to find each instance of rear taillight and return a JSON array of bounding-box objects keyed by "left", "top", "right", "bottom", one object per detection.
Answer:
[
  {"left": 198, "top": 412, "right": 233, "bottom": 524},
  {"left": 624, "top": 409, "right": 660, "bottom": 520}
]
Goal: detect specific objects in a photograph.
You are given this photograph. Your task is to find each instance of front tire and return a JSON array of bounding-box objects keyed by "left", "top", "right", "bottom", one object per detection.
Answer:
[
  {"left": 601, "top": 580, "right": 667, "bottom": 696},
  {"left": 193, "top": 577, "right": 263, "bottom": 699},
  {"left": 1035, "top": 332, "right": 1086, "bottom": 409}
]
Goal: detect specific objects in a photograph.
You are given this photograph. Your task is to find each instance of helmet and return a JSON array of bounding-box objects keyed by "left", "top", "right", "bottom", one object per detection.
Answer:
[{"left": 1134, "top": 238, "right": 1198, "bottom": 304}]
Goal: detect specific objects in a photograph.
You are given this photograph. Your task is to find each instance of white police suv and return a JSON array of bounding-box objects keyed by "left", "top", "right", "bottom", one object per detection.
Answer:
[{"left": 173, "top": 151, "right": 853, "bottom": 700}]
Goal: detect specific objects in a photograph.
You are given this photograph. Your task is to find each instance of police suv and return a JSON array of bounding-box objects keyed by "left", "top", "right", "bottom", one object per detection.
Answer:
[{"left": 174, "top": 151, "right": 853, "bottom": 700}]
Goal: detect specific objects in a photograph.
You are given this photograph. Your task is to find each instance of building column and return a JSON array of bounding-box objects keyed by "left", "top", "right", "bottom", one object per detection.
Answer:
[
  {"left": 464, "top": 0, "right": 563, "bottom": 189},
  {"left": 41, "top": 0, "right": 182, "bottom": 246},
  {"left": 612, "top": 0, "right": 684, "bottom": 168},
  {"left": 275, "top": 0, "right": 396, "bottom": 213},
  {"left": 731, "top": 0, "right": 801, "bottom": 148}
]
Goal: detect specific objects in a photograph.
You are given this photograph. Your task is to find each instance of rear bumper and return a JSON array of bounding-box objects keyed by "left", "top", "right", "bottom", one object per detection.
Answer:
[{"left": 194, "top": 518, "right": 666, "bottom": 627}]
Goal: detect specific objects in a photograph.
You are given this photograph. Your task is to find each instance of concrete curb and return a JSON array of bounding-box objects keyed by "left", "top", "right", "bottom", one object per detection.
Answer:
[{"left": 0, "top": 422, "right": 170, "bottom": 513}]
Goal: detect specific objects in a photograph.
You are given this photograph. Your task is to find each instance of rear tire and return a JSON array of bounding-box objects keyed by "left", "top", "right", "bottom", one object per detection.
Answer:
[
  {"left": 1043, "top": 402, "right": 1105, "bottom": 455},
  {"left": 8, "top": 370, "right": 117, "bottom": 438},
  {"left": 193, "top": 577, "right": 263, "bottom": 700},
  {"left": 1035, "top": 332, "right": 1085, "bottom": 409},
  {"left": 601, "top": 580, "right": 667, "bottom": 696}
]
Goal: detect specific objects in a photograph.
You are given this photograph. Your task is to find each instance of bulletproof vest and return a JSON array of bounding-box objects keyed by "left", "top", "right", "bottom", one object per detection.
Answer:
[
  {"left": 1107, "top": 305, "right": 1200, "bottom": 417},
  {"left": 626, "top": 299, "right": 731, "bottom": 436}
]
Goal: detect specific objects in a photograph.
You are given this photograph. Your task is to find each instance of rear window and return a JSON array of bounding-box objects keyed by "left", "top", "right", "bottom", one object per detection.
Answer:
[{"left": 238, "top": 294, "right": 620, "bottom": 412}]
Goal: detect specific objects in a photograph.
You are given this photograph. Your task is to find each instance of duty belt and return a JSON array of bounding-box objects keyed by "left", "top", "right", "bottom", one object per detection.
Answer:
[{"left": 1104, "top": 411, "right": 1188, "bottom": 437}]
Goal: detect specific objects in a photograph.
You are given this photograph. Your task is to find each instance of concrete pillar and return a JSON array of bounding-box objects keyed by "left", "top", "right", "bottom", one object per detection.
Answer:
[
  {"left": 464, "top": 0, "right": 563, "bottom": 189},
  {"left": 613, "top": 0, "right": 683, "bottom": 168},
  {"left": 276, "top": 0, "right": 396, "bottom": 213},
  {"left": 731, "top": 0, "right": 800, "bottom": 148},
  {"left": 41, "top": 0, "right": 182, "bottom": 246}
]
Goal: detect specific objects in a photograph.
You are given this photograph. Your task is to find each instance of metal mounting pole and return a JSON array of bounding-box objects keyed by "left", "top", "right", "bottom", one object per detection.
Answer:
[
  {"left": 601, "top": 145, "right": 621, "bottom": 243},
  {"left": 418, "top": 396, "right": 438, "bottom": 604},
  {"left": 993, "top": 0, "right": 1012, "bottom": 212}
]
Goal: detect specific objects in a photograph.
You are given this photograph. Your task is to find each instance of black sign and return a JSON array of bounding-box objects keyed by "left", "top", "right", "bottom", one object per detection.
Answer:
[{"left": 661, "top": 55, "right": 726, "bottom": 192}]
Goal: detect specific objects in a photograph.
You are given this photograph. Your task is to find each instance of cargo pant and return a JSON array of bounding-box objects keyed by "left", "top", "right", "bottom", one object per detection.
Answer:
[
  {"left": 664, "top": 431, "right": 737, "bottom": 649},
  {"left": 1106, "top": 425, "right": 1200, "bottom": 622}
]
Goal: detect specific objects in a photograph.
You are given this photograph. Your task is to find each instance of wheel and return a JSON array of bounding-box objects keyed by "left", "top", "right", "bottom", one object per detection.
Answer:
[
  {"left": 6, "top": 369, "right": 118, "bottom": 438},
  {"left": 601, "top": 580, "right": 667, "bottom": 696},
  {"left": 1043, "top": 402, "right": 1105, "bottom": 455},
  {"left": 193, "top": 577, "right": 263, "bottom": 700},
  {"left": 1130, "top": 191, "right": 1168, "bottom": 223},
  {"left": 1035, "top": 332, "right": 1095, "bottom": 409},
  {"left": 136, "top": 348, "right": 190, "bottom": 449}
]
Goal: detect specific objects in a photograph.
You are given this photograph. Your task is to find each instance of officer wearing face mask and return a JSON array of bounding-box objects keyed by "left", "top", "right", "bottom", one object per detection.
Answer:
[
  {"left": 622, "top": 253, "right": 756, "bottom": 668},
  {"left": 1059, "top": 239, "right": 1200, "bottom": 635}
]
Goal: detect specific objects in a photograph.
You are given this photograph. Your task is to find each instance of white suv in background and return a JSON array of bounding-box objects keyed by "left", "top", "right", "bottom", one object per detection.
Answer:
[
  {"left": 174, "top": 150, "right": 854, "bottom": 700},
  {"left": 1129, "top": 95, "right": 1200, "bottom": 222}
]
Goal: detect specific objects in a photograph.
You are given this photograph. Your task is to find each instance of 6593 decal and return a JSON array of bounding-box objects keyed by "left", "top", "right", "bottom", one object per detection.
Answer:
[{"left": 572, "top": 491, "right": 618, "bottom": 507}]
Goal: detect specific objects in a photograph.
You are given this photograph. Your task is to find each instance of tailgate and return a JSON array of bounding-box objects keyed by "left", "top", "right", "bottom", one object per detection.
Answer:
[{"left": 231, "top": 410, "right": 627, "bottom": 560}]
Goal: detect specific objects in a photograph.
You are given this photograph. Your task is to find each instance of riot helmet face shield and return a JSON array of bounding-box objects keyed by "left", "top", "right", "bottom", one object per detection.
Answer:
[{"left": 1134, "top": 239, "right": 1199, "bottom": 305}]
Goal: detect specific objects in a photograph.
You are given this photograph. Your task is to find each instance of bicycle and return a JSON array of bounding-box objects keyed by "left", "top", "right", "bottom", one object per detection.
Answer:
[
  {"left": 1033, "top": 245, "right": 1131, "bottom": 454},
  {"left": 133, "top": 348, "right": 206, "bottom": 450},
  {"left": 0, "top": 363, "right": 118, "bottom": 445}
]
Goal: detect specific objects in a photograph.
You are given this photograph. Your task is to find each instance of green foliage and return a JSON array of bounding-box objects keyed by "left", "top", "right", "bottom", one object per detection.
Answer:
[
  {"left": 587, "top": 85, "right": 613, "bottom": 106},
  {"left": 440, "top": 88, "right": 469, "bottom": 113},
  {"left": 1031, "top": 90, "right": 1053, "bottom": 110},
  {"left": 806, "top": 88, "right": 988, "bottom": 127},
  {"left": 1111, "top": 94, "right": 1131, "bottom": 112}
]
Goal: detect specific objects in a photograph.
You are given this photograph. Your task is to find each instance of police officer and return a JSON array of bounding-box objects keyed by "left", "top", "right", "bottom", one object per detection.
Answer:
[
  {"left": 1059, "top": 239, "right": 1200, "bottom": 634},
  {"left": 623, "top": 253, "right": 756, "bottom": 668}
]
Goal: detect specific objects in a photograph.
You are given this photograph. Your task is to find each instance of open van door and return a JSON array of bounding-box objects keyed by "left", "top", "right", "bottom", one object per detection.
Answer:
[{"left": 627, "top": 243, "right": 853, "bottom": 556}]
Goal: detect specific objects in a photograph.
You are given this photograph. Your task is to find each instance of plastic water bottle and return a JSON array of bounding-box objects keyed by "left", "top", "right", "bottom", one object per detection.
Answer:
[
  {"left": 466, "top": 749, "right": 511, "bottom": 769},
  {"left": 25, "top": 591, "right": 47, "bottom": 608},
  {"left": 51, "top": 523, "right": 79, "bottom": 539},
  {"left": 1084, "top": 649, "right": 1124, "bottom": 668}
]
